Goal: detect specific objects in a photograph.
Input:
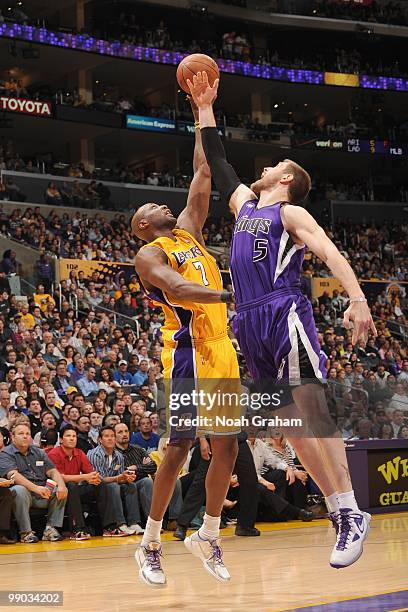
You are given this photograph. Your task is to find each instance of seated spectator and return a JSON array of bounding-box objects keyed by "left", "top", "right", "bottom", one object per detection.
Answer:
[
  {"left": 0, "top": 425, "right": 16, "bottom": 543},
  {"left": 247, "top": 435, "right": 313, "bottom": 522},
  {"left": 132, "top": 359, "right": 149, "bottom": 387},
  {"left": 390, "top": 409, "right": 406, "bottom": 438},
  {"left": 265, "top": 431, "right": 316, "bottom": 513},
  {"left": 52, "top": 359, "right": 77, "bottom": 402},
  {"left": 77, "top": 367, "right": 99, "bottom": 397},
  {"left": 27, "top": 399, "right": 43, "bottom": 437},
  {"left": 130, "top": 415, "right": 160, "bottom": 452},
  {"left": 32, "top": 412, "right": 58, "bottom": 446},
  {"left": 75, "top": 415, "right": 97, "bottom": 454},
  {"left": 40, "top": 429, "right": 59, "bottom": 455},
  {"left": 0, "top": 469, "right": 16, "bottom": 544},
  {"left": 33, "top": 284, "right": 55, "bottom": 313},
  {"left": 48, "top": 425, "right": 104, "bottom": 540},
  {"left": 114, "top": 360, "right": 133, "bottom": 386},
  {"left": 87, "top": 426, "right": 145, "bottom": 536},
  {"left": 45, "top": 182, "right": 62, "bottom": 206},
  {"left": 89, "top": 411, "right": 103, "bottom": 444},
  {"left": 0, "top": 422, "right": 67, "bottom": 543},
  {"left": 136, "top": 384, "right": 157, "bottom": 412},
  {"left": 40, "top": 387, "right": 62, "bottom": 422},
  {"left": 398, "top": 425, "right": 408, "bottom": 439}
]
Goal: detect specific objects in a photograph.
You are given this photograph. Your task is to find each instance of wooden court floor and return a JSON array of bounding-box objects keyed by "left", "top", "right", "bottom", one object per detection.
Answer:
[{"left": 0, "top": 513, "right": 407, "bottom": 612}]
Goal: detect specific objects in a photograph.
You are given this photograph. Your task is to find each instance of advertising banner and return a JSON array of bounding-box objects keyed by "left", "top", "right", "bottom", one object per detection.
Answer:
[
  {"left": 0, "top": 96, "right": 52, "bottom": 117},
  {"left": 368, "top": 449, "right": 408, "bottom": 508},
  {"left": 126, "top": 114, "right": 176, "bottom": 132},
  {"left": 59, "top": 259, "right": 135, "bottom": 284}
]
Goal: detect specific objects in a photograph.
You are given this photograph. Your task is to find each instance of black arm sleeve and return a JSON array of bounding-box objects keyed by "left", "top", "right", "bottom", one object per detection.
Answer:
[{"left": 201, "top": 127, "right": 241, "bottom": 204}]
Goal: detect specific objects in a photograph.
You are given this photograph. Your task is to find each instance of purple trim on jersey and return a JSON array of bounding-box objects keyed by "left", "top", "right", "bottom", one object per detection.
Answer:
[
  {"left": 169, "top": 309, "right": 197, "bottom": 440},
  {"left": 138, "top": 277, "right": 168, "bottom": 305}
]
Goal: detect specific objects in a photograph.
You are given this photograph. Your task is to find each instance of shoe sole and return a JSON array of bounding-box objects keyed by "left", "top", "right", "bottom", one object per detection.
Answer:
[
  {"left": 42, "top": 538, "right": 62, "bottom": 542},
  {"left": 20, "top": 539, "right": 39, "bottom": 544},
  {"left": 184, "top": 536, "right": 230, "bottom": 582},
  {"left": 134, "top": 549, "right": 167, "bottom": 588},
  {"left": 330, "top": 512, "right": 371, "bottom": 569}
]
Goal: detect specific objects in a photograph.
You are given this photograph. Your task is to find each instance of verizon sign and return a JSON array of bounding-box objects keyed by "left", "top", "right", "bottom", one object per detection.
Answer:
[{"left": 0, "top": 97, "right": 52, "bottom": 117}]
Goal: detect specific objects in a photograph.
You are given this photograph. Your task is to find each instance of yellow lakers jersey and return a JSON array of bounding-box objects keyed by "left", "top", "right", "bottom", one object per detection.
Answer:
[{"left": 140, "top": 229, "right": 227, "bottom": 346}]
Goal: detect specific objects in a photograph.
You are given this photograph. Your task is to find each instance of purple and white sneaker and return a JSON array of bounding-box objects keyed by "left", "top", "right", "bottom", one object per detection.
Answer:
[
  {"left": 330, "top": 508, "right": 371, "bottom": 569},
  {"left": 184, "top": 532, "right": 230, "bottom": 582},
  {"left": 135, "top": 542, "right": 166, "bottom": 587}
]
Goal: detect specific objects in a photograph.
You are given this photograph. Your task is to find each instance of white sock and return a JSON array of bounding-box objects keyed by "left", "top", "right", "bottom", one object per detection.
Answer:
[
  {"left": 325, "top": 492, "right": 340, "bottom": 514},
  {"left": 337, "top": 490, "right": 360, "bottom": 513},
  {"left": 198, "top": 513, "right": 221, "bottom": 541},
  {"left": 141, "top": 517, "right": 162, "bottom": 547}
]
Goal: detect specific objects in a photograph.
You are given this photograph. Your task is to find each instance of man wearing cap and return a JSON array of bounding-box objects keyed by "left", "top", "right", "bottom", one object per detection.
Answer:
[{"left": 114, "top": 360, "right": 133, "bottom": 386}]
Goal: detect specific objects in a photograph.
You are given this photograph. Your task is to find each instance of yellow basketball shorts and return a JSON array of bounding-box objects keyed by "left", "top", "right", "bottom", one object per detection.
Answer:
[{"left": 161, "top": 334, "right": 242, "bottom": 440}]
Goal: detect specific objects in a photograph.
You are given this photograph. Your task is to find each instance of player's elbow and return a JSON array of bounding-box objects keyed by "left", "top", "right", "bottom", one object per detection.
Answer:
[
  {"left": 169, "top": 280, "right": 186, "bottom": 301},
  {"left": 194, "top": 162, "right": 211, "bottom": 179}
]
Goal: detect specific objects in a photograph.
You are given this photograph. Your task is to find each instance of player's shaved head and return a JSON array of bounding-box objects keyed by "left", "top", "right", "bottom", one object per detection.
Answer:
[{"left": 131, "top": 202, "right": 177, "bottom": 241}]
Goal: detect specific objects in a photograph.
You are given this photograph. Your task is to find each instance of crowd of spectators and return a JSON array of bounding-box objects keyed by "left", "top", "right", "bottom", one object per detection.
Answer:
[
  {"left": 87, "top": 9, "right": 408, "bottom": 79},
  {"left": 0, "top": 201, "right": 406, "bottom": 544}
]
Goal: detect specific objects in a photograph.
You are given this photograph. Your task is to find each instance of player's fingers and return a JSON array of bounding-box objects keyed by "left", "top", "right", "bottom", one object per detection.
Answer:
[
  {"left": 186, "top": 79, "right": 193, "bottom": 93},
  {"left": 202, "top": 70, "right": 209, "bottom": 85},
  {"left": 197, "top": 71, "right": 202, "bottom": 83},
  {"left": 212, "top": 78, "right": 220, "bottom": 91}
]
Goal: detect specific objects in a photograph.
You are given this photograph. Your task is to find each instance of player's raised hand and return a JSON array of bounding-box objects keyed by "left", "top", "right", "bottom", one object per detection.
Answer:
[
  {"left": 187, "top": 71, "right": 219, "bottom": 108},
  {"left": 343, "top": 300, "right": 377, "bottom": 345}
]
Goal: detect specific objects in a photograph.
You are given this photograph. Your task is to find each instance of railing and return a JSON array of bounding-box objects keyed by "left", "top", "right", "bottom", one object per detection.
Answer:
[{"left": 54, "top": 283, "right": 140, "bottom": 337}]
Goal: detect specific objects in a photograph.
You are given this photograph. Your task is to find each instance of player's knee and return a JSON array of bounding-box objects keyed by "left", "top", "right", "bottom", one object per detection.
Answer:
[
  {"left": 211, "top": 436, "right": 238, "bottom": 468},
  {"left": 163, "top": 441, "right": 190, "bottom": 470}
]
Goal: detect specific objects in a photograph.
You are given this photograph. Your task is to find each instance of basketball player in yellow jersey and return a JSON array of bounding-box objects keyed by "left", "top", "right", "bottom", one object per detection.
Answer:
[{"left": 131, "top": 99, "right": 239, "bottom": 587}]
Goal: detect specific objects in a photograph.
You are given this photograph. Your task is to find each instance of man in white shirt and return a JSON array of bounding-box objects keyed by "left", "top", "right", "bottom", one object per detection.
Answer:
[{"left": 389, "top": 383, "right": 408, "bottom": 416}]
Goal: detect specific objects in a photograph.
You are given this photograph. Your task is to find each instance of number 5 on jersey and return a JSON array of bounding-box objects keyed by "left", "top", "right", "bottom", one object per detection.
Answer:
[{"left": 253, "top": 239, "right": 268, "bottom": 262}]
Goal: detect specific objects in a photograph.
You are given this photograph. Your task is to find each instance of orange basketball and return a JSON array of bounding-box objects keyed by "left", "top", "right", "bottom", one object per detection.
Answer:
[{"left": 176, "top": 53, "right": 220, "bottom": 93}]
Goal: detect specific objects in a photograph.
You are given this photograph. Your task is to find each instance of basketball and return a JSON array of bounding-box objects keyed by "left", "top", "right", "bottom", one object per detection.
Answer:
[{"left": 176, "top": 53, "right": 220, "bottom": 93}]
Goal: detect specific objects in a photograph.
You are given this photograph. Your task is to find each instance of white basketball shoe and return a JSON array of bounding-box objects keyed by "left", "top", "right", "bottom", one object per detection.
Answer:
[
  {"left": 184, "top": 532, "right": 230, "bottom": 582},
  {"left": 135, "top": 542, "right": 166, "bottom": 587},
  {"left": 330, "top": 508, "right": 371, "bottom": 569}
]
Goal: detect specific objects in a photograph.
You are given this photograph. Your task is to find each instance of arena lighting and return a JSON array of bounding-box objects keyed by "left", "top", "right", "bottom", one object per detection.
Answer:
[{"left": 0, "top": 22, "right": 407, "bottom": 92}]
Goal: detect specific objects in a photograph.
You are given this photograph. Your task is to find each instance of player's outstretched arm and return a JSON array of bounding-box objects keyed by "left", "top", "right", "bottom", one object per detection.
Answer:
[
  {"left": 135, "top": 247, "right": 232, "bottom": 304},
  {"left": 187, "top": 71, "right": 255, "bottom": 218},
  {"left": 281, "top": 205, "right": 377, "bottom": 344},
  {"left": 177, "top": 97, "right": 211, "bottom": 246}
]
